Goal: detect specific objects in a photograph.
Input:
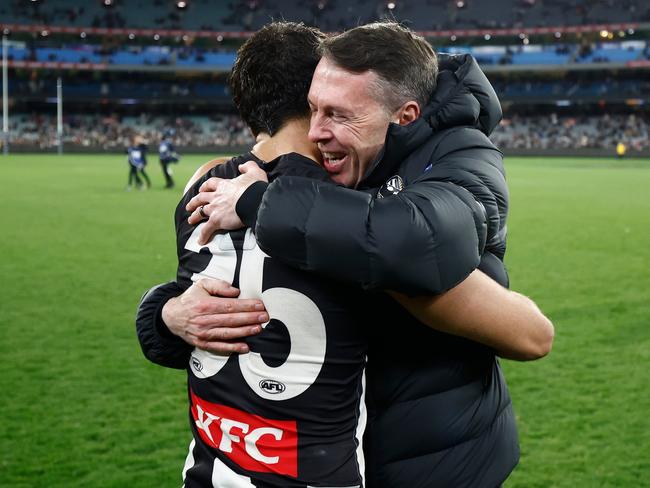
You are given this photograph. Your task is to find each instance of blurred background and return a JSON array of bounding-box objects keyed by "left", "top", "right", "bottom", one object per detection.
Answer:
[
  {"left": 0, "top": 1, "right": 648, "bottom": 487},
  {"left": 1, "top": 0, "right": 650, "bottom": 155}
]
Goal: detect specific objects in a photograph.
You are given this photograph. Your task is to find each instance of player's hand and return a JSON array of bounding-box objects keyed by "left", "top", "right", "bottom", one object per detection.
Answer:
[
  {"left": 186, "top": 161, "right": 268, "bottom": 245},
  {"left": 161, "top": 278, "right": 269, "bottom": 355}
]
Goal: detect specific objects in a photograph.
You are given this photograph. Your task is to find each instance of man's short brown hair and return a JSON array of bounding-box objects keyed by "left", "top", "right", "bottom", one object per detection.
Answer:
[{"left": 319, "top": 21, "right": 437, "bottom": 112}]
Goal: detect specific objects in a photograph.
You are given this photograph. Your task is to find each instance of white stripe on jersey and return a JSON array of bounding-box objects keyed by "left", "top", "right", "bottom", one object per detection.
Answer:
[
  {"left": 182, "top": 439, "right": 196, "bottom": 487},
  {"left": 211, "top": 456, "right": 255, "bottom": 488},
  {"left": 355, "top": 368, "right": 367, "bottom": 487}
]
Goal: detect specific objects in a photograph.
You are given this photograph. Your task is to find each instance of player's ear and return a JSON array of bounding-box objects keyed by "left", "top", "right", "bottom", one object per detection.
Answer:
[{"left": 394, "top": 101, "right": 420, "bottom": 126}]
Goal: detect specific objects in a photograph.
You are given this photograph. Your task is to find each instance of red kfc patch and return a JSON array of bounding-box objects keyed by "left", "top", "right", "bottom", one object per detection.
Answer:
[{"left": 190, "top": 390, "right": 298, "bottom": 477}]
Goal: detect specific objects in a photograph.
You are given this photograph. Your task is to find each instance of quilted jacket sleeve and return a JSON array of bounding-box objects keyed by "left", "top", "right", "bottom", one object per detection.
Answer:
[
  {"left": 254, "top": 175, "right": 487, "bottom": 296},
  {"left": 252, "top": 128, "right": 507, "bottom": 296},
  {"left": 135, "top": 281, "right": 192, "bottom": 370}
]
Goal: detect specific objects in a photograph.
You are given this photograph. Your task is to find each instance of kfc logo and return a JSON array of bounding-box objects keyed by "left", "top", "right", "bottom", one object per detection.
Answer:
[{"left": 191, "top": 391, "right": 298, "bottom": 477}]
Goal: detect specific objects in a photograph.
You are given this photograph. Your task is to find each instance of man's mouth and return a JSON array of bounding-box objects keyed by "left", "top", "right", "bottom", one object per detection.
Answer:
[{"left": 322, "top": 152, "right": 347, "bottom": 173}]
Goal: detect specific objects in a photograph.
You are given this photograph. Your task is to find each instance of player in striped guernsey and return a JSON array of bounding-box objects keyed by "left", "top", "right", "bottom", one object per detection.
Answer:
[{"left": 174, "top": 22, "right": 368, "bottom": 487}]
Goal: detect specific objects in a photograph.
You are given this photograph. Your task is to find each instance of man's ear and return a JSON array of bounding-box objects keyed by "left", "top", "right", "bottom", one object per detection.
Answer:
[{"left": 395, "top": 101, "right": 420, "bottom": 126}]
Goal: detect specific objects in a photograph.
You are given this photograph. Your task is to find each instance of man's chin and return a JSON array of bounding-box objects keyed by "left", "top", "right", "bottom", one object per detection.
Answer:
[{"left": 329, "top": 172, "right": 352, "bottom": 187}]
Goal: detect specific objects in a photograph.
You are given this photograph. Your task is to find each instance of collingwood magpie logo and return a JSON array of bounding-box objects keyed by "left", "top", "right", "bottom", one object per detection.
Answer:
[
  {"left": 191, "top": 356, "right": 203, "bottom": 372},
  {"left": 378, "top": 175, "right": 404, "bottom": 198}
]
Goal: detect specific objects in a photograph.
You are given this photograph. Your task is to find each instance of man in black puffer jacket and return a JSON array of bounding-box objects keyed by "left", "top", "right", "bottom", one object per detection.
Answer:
[
  {"left": 228, "top": 35, "right": 516, "bottom": 488},
  {"left": 145, "top": 22, "right": 548, "bottom": 487},
  {"left": 358, "top": 52, "right": 517, "bottom": 487}
]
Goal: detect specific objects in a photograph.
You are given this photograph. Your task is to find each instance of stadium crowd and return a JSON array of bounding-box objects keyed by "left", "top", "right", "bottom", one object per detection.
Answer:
[
  {"left": 7, "top": 112, "right": 650, "bottom": 152},
  {"left": 491, "top": 113, "right": 650, "bottom": 151},
  {"left": 2, "top": 0, "right": 649, "bottom": 32},
  {"left": 8, "top": 113, "right": 254, "bottom": 150}
]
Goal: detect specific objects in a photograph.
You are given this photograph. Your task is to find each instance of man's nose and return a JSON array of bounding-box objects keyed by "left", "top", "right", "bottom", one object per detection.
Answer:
[{"left": 308, "top": 114, "right": 328, "bottom": 143}]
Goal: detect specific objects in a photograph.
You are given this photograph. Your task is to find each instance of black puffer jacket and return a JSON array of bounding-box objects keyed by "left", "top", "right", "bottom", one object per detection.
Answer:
[{"left": 360, "top": 54, "right": 517, "bottom": 488}]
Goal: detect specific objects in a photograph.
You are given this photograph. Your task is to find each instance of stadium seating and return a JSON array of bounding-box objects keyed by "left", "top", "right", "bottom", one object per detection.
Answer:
[
  {"left": 491, "top": 113, "right": 650, "bottom": 151},
  {"left": 6, "top": 41, "right": 648, "bottom": 70},
  {"left": 3, "top": 1, "right": 648, "bottom": 155},
  {"left": 1, "top": 0, "right": 648, "bottom": 31},
  {"left": 7, "top": 113, "right": 254, "bottom": 150},
  {"left": 8, "top": 111, "right": 649, "bottom": 152}
]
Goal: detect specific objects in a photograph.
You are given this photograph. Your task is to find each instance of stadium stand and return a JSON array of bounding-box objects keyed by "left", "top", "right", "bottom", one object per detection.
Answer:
[
  {"left": 8, "top": 111, "right": 648, "bottom": 155},
  {"left": 1, "top": 0, "right": 649, "bottom": 155},
  {"left": 8, "top": 71, "right": 649, "bottom": 107},
  {"left": 2, "top": 0, "right": 649, "bottom": 31},
  {"left": 4, "top": 41, "right": 648, "bottom": 69},
  {"left": 492, "top": 112, "right": 650, "bottom": 151},
  {"left": 8, "top": 113, "right": 254, "bottom": 151}
]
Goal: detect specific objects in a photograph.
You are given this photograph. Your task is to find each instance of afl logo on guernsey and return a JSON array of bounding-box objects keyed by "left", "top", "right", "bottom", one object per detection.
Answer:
[
  {"left": 259, "top": 379, "right": 286, "bottom": 394},
  {"left": 378, "top": 174, "right": 404, "bottom": 198}
]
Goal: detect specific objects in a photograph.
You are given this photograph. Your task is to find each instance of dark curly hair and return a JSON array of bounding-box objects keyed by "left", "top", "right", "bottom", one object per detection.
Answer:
[{"left": 229, "top": 22, "right": 325, "bottom": 137}]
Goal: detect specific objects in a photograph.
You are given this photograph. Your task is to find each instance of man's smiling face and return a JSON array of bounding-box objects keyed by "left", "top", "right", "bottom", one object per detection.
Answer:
[{"left": 307, "top": 57, "right": 395, "bottom": 188}]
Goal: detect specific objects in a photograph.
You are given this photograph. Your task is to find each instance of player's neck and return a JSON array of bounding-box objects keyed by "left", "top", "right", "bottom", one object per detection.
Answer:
[{"left": 251, "top": 118, "right": 321, "bottom": 164}]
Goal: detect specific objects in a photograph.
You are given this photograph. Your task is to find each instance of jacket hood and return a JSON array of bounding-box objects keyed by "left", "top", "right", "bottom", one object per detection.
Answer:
[
  {"left": 423, "top": 53, "right": 502, "bottom": 136},
  {"left": 360, "top": 53, "right": 502, "bottom": 188}
]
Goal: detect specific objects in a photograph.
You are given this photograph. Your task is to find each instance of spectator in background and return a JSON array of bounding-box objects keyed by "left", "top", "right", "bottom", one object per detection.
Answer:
[
  {"left": 126, "top": 134, "right": 151, "bottom": 190},
  {"left": 158, "top": 129, "right": 180, "bottom": 189}
]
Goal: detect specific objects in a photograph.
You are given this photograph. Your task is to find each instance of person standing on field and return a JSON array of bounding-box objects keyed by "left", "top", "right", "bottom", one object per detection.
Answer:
[
  {"left": 126, "top": 134, "right": 151, "bottom": 190},
  {"left": 159, "top": 129, "right": 180, "bottom": 188}
]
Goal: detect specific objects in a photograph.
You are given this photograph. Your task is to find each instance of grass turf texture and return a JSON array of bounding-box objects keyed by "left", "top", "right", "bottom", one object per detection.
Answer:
[{"left": 1, "top": 154, "right": 648, "bottom": 487}]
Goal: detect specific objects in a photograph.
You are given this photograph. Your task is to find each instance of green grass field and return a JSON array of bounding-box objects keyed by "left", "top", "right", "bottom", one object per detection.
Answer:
[{"left": 1, "top": 154, "right": 649, "bottom": 487}]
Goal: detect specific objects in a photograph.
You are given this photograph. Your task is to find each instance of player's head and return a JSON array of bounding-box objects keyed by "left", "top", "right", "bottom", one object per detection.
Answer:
[
  {"left": 163, "top": 129, "right": 175, "bottom": 139},
  {"left": 307, "top": 21, "right": 437, "bottom": 187},
  {"left": 229, "top": 21, "right": 325, "bottom": 137}
]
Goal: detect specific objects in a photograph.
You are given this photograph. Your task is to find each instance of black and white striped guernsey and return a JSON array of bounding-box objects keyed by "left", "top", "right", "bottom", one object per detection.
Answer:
[{"left": 176, "top": 153, "right": 368, "bottom": 488}]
